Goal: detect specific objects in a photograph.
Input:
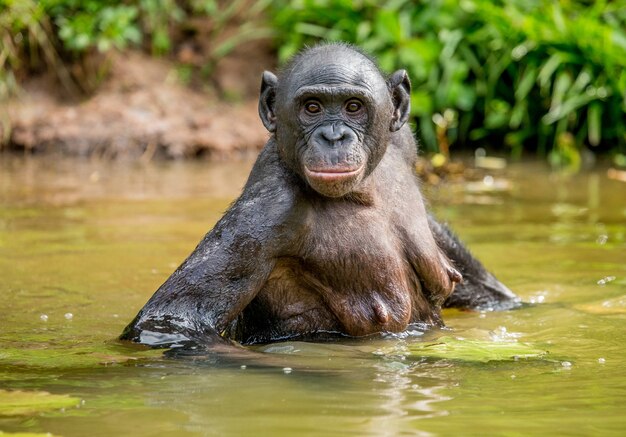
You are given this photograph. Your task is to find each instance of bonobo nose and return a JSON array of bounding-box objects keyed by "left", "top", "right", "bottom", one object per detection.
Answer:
[{"left": 316, "top": 124, "right": 353, "bottom": 147}]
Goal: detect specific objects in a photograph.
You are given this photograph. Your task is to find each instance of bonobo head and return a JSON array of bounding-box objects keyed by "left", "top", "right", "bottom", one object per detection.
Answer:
[{"left": 258, "top": 44, "right": 411, "bottom": 197}]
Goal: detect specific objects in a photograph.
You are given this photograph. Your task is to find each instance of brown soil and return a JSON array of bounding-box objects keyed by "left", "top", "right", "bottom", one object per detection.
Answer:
[{"left": 3, "top": 40, "right": 275, "bottom": 160}]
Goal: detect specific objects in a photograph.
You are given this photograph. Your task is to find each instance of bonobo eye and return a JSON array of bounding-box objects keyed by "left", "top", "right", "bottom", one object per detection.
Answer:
[
  {"left": 345, "top": 99, "right": 363, "bottom": 114},
  {"left": 304, "top": 100, "right": 322, "bottom": 114}
]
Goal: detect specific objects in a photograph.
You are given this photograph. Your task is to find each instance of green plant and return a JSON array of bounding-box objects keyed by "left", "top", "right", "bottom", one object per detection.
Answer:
[
  {"left": 138, "top": 0, "right": 185, "bottom": 55},
  {"left": 270, "top": 0, "right": 626, "bottom": 159},
  {"left": 0, "top": 0, "right": 76, "bottom": 98},
  {"left": 0, "top": 0, "right": 144, "bottom": 96},
  {"left": 187, "top": 0, "right": 275, "bottom": 79},
  {"left": 0, "top": 0, "right": 274, "bottom": 97},
  {"left": 49, "top": 1, "right": 142, "bottom": 53}
]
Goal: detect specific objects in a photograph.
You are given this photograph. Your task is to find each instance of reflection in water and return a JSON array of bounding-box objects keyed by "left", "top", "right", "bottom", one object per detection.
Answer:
[
  {"left": 130, "top": 344, "right": 456, "bottom": 436},
  {"left": 549, "top": 171, "right": 616, "bottom": 245},
  {"left": 370, "top": 354, "right": 453, "bottom": 436}
]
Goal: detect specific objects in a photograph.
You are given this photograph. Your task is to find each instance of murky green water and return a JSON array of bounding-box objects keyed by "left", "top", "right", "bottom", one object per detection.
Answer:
[{"left": 1, "top": 156, "right": 624, "bottom": 436}]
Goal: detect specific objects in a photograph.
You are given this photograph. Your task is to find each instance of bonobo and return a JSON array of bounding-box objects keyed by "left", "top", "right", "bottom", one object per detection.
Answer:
[{"left": 121, "top": 43, "right": 518, "bottom": 347}]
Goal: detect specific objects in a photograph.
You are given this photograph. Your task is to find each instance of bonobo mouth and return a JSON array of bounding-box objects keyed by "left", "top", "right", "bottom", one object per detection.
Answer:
[{"left": 304, "top": 165, "right": 364, "bottom": 183}]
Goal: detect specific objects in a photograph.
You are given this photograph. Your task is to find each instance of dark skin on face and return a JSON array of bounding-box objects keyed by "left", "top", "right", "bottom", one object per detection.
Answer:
[{"left": 121, "top": 44, "right": 518, "bottom": 349}]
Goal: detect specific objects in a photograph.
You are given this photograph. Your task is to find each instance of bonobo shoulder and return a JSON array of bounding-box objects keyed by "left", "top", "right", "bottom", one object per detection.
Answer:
[{"left": 241, "top": 138, "right": 301, "bottom": 198}]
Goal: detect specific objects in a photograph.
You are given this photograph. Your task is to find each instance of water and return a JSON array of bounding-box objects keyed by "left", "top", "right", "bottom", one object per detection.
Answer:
[{"left": 1, "top": 156, "right": 624, "bottom": 436}]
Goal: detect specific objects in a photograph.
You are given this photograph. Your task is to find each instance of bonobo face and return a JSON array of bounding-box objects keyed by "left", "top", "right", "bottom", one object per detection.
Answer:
[
  {"left": 258, "top": 45, "right": 411, "bottom": 197},
  {"left": 290, "top": 62, "right": 380, "bottom": 197}
]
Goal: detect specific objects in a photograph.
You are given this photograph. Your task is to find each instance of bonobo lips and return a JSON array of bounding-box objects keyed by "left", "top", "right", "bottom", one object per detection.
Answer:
[{"left": 304, "top": 165, "right": 364, "bottom": 183}]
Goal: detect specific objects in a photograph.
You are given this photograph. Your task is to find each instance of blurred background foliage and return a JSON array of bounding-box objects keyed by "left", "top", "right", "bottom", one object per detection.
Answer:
[
  {"left": 0, "top": 0, "right": 272, "bottom": 94},
  {"left": 1, "top": 0, "right": 625, "bottom": 161},
  {"left": 271, "top": 0, "right": 626, "bottom": 162}
]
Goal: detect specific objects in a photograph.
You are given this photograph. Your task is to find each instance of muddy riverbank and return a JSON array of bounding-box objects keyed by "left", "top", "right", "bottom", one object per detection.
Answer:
[{"left": 3, "top": 44, "right": 273, "bottom": 160}]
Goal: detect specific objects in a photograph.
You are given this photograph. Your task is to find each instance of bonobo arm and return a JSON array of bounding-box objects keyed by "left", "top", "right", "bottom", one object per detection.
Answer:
[
  {"left": 428, "top": 215, "right": 520, "bottom": 310},
  {"left": 401, "top": 220, "right": 461, "bottom": 309},
  {"left": 121, "top": 141, "right": 294, "bottom": 346},
  {"left": 381, "top": 140, "right": 460, "bottom": 308}
]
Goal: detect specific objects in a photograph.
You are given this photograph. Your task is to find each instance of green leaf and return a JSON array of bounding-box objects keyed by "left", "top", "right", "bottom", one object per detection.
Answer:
[
  {"left": 377, "top": 50, "right": 396, "bottom": 72},
  {"left": 572, "top": 67, "right": 593, "bottom": 93},
  {"left": 294, "top": 22, "right": 340, "bottom": 39},
  {"left": 587, "top": 102, "right": 602, "bottom": 146},
  {"left": 0, "top": 433, "right": 61, "bottom": 437},
  {"left": 410, "top": 90, "right": 433, "bottom": 116},
  {"left": 405, "top": 337, "right": 547, "bottom": 362},
  {"left": 550, "top": 71, "right": 572, "bottom": 110},
  {"left": 458, "top": 43, "right": 482, "bottom": 76},
  {"left": 515, "top": 65, "right": 537, "bottom": 102},
  {"left": 0, "top": 345, "right": 163, "bottom": 369},
  {"left": 374, "top": 9, "right": 402, "bottom": 44},
  {"left": 439, "top": 28, "right": 463, "bottom": 62},
  {"left": 355, "top": 21, "right": 371, "bottom": 42},
  {"left": 538, "top": 53, "right": 564, "bottom": 89},
  {"left": 0, "top": 390, "right": 80, "bottom": 416},
  {"left": 485, "top": 99, "right": 511, "bottom": 129},
  {"left": 455, "top": 84, "right": 476, "bottom": 111},
  {"left": 542, "top": 94, "right": 595, "bottom": 124},
  {"left": 509, "top": 99, "right": 527, "bottom": 129}
]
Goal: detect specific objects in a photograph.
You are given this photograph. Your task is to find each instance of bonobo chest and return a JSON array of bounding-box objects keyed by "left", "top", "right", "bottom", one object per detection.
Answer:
[
  {"left": 300, "top": 198, "right": 421, "bottom": 330},
  {"left": 240, "top": 195, "right": 435, "bottom": 342}
]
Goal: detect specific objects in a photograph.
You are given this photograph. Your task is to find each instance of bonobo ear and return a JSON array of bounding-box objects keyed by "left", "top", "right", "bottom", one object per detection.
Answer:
[
  {"left": 387, "top": 70, "right": 411, "bottom": 132},
  {"left": 258, "top": 71, "right": 278, "bottom": 132}
]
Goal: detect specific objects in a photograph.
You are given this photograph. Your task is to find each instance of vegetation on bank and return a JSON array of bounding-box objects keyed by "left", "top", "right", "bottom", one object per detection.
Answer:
[
  {"left": 0, "top": 0, "right": 272, "bottom": 95},
  {"left": 1, "top": 0, "right": 625, "bottom": 164},
  {"left": 271, "top": 0, "right": 626, "bottom": 165}
]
